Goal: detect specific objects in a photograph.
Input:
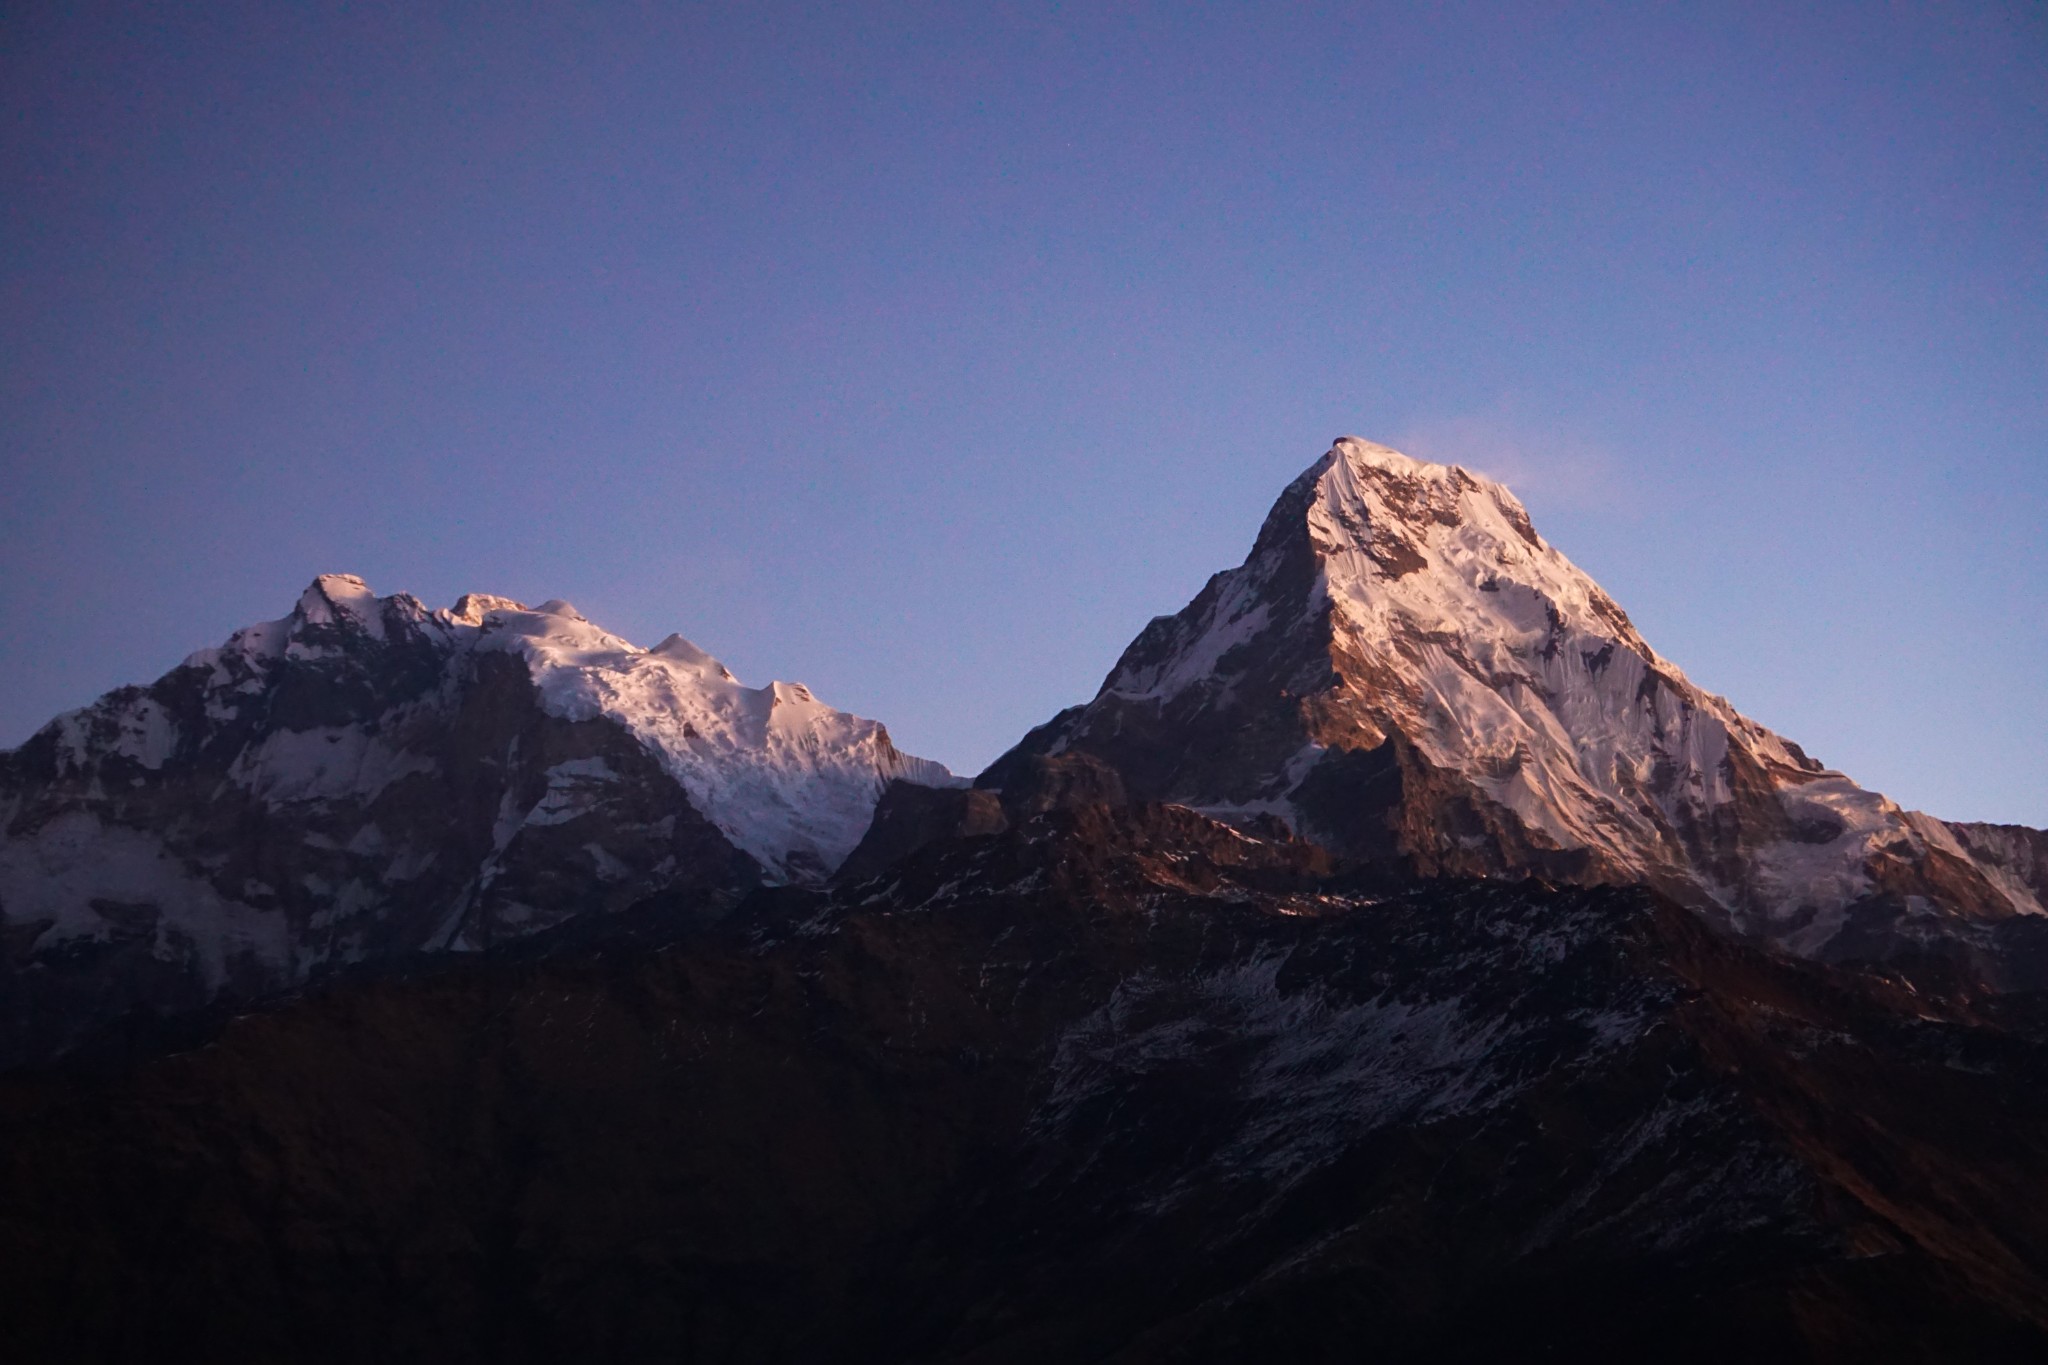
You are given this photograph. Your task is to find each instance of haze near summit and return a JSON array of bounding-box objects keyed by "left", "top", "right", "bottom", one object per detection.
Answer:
[{"left": 2, "top": 3, "right": 2042, "bottom": 825}]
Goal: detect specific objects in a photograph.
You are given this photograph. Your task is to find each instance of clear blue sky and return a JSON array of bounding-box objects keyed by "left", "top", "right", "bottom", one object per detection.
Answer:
[{"left": 4, "top": 2, "right": 2044, "bottom": 825}]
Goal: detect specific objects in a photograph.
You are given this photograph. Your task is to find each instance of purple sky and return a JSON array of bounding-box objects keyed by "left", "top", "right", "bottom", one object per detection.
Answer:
[{"left": 4, "top": 2, "right": 2044, "bottom": 824}]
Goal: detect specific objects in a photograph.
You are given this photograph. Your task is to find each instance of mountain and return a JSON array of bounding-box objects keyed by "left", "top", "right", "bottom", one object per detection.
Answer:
[
  {"left": 3, "top": 806, "right": 2045, "bottom": 1362},
  {"left": 983, "top": 439, "right": 2048, "bottom": 988},
  {"left": 0, "top": 574, "right": 954, "bottom": 1068},
  {"left": 2, "top": 453, "right": 2048, "bottom": 1360}
]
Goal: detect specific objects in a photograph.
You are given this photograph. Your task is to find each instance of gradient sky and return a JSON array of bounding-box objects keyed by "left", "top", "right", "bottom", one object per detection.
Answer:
[{"left": 4, "top": 2, "right": 2044, "bottom": 825}]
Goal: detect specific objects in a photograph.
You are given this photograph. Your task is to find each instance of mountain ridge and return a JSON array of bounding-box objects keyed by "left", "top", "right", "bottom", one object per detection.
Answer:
[
  {"left": 3, "top": 442, "right": 2048, "bottom": 1359},
  {"left": 981, "top": 437, "right": 2045, "bottom": 986},
  {"left": 4, "top": 438, "right": 2043, "bottom": 1075},
  {"left": 0, "top": 573, "right": 954, "bottom": 1068}
]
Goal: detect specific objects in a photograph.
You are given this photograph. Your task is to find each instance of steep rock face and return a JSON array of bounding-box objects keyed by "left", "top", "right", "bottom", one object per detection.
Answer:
[
  {"left": 1, "top": 808, "right": 2045, "bottom": 1362},
  {"left": 985, "top": 439, "right": 2045, "bottom": 981},
  {"left": 0, "top": 574, "right": 953, "bottom": 1067}
]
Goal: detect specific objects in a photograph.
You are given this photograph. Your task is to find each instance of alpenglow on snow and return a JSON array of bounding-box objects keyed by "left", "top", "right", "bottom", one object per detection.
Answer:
[
  {"left": 983, "top": 438, "right": 2047, "bottom": 983},
  {"left": 0, "top": 575, "right": 957, "bottom": 1067}
]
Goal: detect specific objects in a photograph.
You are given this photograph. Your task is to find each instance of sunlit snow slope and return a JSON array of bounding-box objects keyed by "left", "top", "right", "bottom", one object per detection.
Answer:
[{"left": 989, "top": 439, "right": 2048, "bottom": 982}]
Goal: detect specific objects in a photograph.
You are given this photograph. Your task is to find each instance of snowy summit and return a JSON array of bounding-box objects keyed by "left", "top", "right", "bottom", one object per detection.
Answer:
[
  {"left": 988, "top": 438, "right": 2047, "bottom": 979},
  {"left": 0, "top": 575, "right": 956, "bottom": 1066}
]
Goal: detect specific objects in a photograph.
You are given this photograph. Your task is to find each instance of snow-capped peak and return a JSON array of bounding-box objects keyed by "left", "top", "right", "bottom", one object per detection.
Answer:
[
  {"left": 408, "top": 585, "right": 959, "bottom": 878},
  {"left": 296, "top": 572, "right": 388, "bottom": 638},
  {"left": 447, "top": 592, "right": 526, "bottom": 625},
  {"left": 650, "top": 632, "right": 738, "bottom": 680},
  {"left": 1328, "top": 434, "right": 1460, "bottom": 481},
  {"left": 1003, "top": 438, "right": 2046, "bottom": 965},
  {"left": 0, "top": 573, "right": 959, "bottom": 1063},
  {"left": 135, "top": 575, "right": 956, "bottom": 884},
  {"left": 1307, "top": 438, "right": 1640, "bottom": 649}
]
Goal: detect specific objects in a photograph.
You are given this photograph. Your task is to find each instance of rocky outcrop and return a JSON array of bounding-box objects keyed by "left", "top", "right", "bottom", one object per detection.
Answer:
[
  {"left": 1949, "top": 822, "right": 2048, "bottom": 914},
  {"left": 836, "top": 780, "right": 1011, "bottom": 882},
  {"left": 984, "top": 439, "right": 2046, "bottom": 984}
]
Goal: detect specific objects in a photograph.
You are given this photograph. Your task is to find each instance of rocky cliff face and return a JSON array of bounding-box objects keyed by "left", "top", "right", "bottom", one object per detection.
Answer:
[
  {"left": 985, "top": 439, "right": 2046, "bottom": 986},
  {"left": 0, "top": 574, "right": 954, "bottom": 1068}
]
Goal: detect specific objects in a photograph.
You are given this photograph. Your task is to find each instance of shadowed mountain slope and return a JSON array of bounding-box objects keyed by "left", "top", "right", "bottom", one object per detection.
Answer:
[{"left": 1, "top": 807, "right": 2045, "bottom": 1363}]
